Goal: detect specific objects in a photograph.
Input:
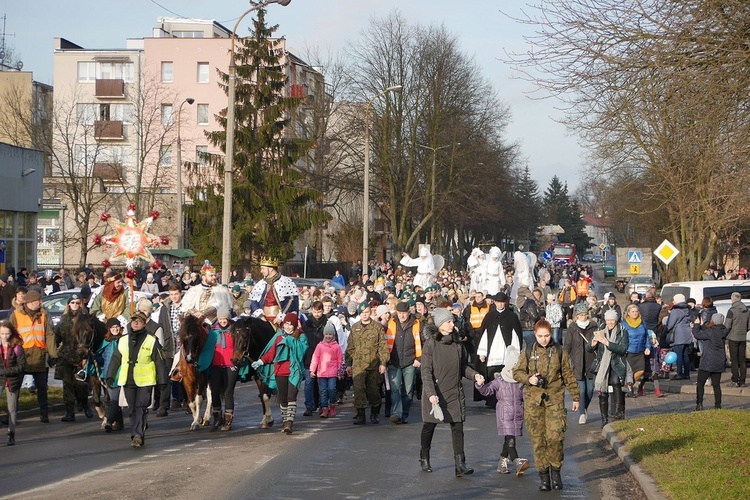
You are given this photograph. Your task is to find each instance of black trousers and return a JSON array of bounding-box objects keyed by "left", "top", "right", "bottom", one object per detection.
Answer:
[
  {"left": 209, "top": 365, "right": 239, "bottom": 412},
  {"left": 123, "top": 385, "right": 153, "bottom": 440},
  {"left": 421, "top": 421, "right": 465, "bottom": 456},
  {"left": 727, "top": 340, "right": 747, "bottom": 384},
  {"left": 696, "top": 370, "right": 722, "bottom": 408}
]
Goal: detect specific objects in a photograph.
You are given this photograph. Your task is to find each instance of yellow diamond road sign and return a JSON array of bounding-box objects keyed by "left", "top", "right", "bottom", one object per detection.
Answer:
[{"left": 654, "top": 239, "right": 679, "bottom": 265}]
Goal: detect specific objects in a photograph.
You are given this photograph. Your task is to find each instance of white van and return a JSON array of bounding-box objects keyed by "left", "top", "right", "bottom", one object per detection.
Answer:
[{"left": 659, "top": 280, "right": 750, "bottom": 305}]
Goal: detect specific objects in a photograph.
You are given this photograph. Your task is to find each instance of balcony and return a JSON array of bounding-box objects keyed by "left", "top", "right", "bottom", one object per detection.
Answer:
[
  {"left": 95, "top": 79, "right": 125, "bottom": 98},
  {"left": 94, "top": 120, "right": 123, "bottom": 140},
  {"left": 290, "top": 84, "right": 306, "bottom": 99},
  {"left": 92, "top": 162, "right": 123, "bottom": 180}
]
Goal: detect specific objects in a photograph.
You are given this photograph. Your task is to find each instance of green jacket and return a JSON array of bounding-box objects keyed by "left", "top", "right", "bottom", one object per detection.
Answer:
[{"left": 345, "top": 320, "right": 389, "bottom": 374}]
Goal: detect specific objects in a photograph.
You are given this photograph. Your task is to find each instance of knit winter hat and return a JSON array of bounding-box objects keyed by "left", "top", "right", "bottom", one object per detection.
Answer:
[
  {"left": 375, "top": 304, "right": 390, "bottom": 320},
  {"left": 604, "top": 309, "right": 619, "bottom": 321},
  {"left": 672, "top": 293, "right": 686, "bottom": 304},
  {"left": 711, "top": 313, "right": 725, "bottom": 325},
  {"left": 575, "top": 303, "right": 588, "bottom": 316},
  {"left": 217, "top": 307, "right": 231, "bottom": 319},
  {"left": 432, "top": 308, "right": 453, "bottom": 328},
  {"left": 283, "top": 312, "right": 298, "bottom": 325},
  {"left": 323, "top": 322, "right": 337, "bottom": 336}
]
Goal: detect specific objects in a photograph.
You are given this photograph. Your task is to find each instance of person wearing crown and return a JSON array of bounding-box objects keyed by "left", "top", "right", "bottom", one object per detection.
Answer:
[
  {"left": 181, "top": 261, "right": 233, "bottom": 325},
  {"left": 249, "top": 257, "right": 299, "bottom": 326}
]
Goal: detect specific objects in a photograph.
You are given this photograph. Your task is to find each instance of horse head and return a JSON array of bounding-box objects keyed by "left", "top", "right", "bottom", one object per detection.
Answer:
[
  {"left": 230, "top": 316, "right": 276, "bottom": 366},
  {"left": 179, "top": 314, "right": 207, "bottom": 364},
  {"left": 73, "top": 318, "right": 95, "bottom": 366}
]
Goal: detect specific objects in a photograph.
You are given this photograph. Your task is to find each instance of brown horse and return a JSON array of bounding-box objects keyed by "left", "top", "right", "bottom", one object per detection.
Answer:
[
  {"left": 230, "top": 316, "right": 278, "bottom": 428},
  {"left": 72, "top": 317, "right": 108, "bottom": 424},
  {"left": 177, "top": 315, "right": 212, "bottom": 430}
]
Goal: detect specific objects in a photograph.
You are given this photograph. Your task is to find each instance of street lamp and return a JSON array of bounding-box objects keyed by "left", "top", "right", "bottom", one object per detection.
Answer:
[
  {"left": 223, "top": 0, "right": 292, "bottom": 284},
  {"left": 176, "top": 97, "right": 194, "bottom": 249},
  {"left": 417, "top": 142, "right": 460, "bottom": 244},
  {"left": 363, "top": 84, "right": 402, "bottom": 278}
]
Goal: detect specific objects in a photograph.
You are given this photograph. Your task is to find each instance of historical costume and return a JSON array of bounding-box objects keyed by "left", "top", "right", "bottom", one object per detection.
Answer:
[
  {"left": 249, "top": 257, "right": 299, "bottom": 325},
  {"left": 181, "top": 261, "right": 233, "bottom": 326}
]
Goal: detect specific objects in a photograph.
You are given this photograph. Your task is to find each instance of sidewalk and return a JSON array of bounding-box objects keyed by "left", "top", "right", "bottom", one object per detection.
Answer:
[{"left": 601, "top": 368, "right": 749, "bottom": 500}]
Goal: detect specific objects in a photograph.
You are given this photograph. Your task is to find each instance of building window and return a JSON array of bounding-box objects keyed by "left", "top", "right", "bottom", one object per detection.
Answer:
[
  {"left": 77, "top": 61, "right": 97, "bottom": 82},
  {"left": 196, "top": 146, "right": 208, "bottom": 167},
  {"left": 99, "top": 62, "right": 134, "bottom": 82},
  {"left": 161, "top": 62, "right": 173, "bottom": 83},
  {"left": 197, "top": 62, "right": 209, "bottom": 83},
  {"left": 160, "top": 146, "right": 172, "bottom": 167},
  {"left": 197, "top": 104, "right": 209, "bottom": 125},
  {"left": 76, "top": 103, "right": 98, "bottom": 125},
  {"left": 161, "top": 104, "right": 174, "bottom": 125}
]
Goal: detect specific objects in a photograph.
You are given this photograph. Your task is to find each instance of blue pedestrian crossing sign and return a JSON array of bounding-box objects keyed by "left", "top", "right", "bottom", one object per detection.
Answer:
[{"left": 628, "top": 251, "right": 642, "bottom": 264}]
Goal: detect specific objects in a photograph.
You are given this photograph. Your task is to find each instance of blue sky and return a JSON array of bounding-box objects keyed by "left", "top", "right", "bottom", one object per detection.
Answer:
[{"left": 2, "top": 0, "right": 584, "bottom": 190}]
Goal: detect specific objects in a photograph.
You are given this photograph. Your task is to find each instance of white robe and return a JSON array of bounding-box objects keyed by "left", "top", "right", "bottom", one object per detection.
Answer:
[
  {"left": 400, "top": 254, "right": 436, "bottom": 290},
  {"left": 484, "top": 257, "right": 506, "bottom": 296}
]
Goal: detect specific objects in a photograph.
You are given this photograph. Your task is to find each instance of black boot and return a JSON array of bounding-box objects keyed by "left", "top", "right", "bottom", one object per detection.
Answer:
[
  {"left": 612, "top": 386, "right": 625, "bottom": 420},
  {"left": 420, "top": 449, "right": 432, "bottom": 473},
  {"left": 353, "top": 410, "right": 366, "bottom": 425},
  {"left": 539, "top": 468, "right": 551, "bottom": 491},
  {"left": 61, "top": 404, "right": 76, "bottom": 422},
  {"left": 370, "top": 406, "right": 380, "bottom": 424},
  {"left": 599, "top": 396, "right": 609, "bottom": 428},
  {"left": 454, "top": 454, "right": 474, "bottom": 477},
  {"left": 550, "top": 467, "right": 563, "bottom": 490},
  {"left": 7, "top": 432, "right": 15, "bottom": 446},
  {"left": 40, "top": 409, "right": 49, "bottom": 423},
  {"left": 211, "top": 411, "right": 223, "bottom": 431}
]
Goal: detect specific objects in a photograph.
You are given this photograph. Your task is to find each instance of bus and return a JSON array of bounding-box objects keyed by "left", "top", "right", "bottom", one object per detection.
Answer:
[{"left": 553, "top": 243, "right": 577, "bottom": 264}]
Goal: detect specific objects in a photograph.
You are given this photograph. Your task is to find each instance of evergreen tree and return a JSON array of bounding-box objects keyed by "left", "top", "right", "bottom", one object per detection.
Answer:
[
  {"left": 511, "top": 165, "right": 544, "bottom": 250},
  {"left": 542, "top": 176, "right": 591, "bottom": 251},
  {"left": 186, "top": 9, "right": 329, "bottom": 263}
]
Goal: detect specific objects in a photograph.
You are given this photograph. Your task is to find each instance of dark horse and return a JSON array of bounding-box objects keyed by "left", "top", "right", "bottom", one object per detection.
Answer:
[
  {"left": 73, "top": 317, "right": 108, "bottom": 424},
  {"left": 177, "top": 314, "right": 212, "bottom": 430},
  {"left": 230, "top": 316, "right": 278, "bottom": 429}
]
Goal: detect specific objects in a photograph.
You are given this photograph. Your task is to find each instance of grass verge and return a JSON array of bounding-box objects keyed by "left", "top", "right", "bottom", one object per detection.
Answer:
[
  {"left": 0, "top": 387, "right": 64, "bottom": 413},
  {"left": 612, "top": 409, "right": 750, "bottom": 500}
]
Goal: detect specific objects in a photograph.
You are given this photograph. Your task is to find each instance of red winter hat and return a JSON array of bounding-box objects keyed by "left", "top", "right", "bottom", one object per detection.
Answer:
[{"left": 283, "top": 312, "right": 298, "bottom": 326}]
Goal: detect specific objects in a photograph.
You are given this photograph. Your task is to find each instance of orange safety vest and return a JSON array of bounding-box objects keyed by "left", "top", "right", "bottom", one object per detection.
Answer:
[
  {"left": 385, "top": 318, "right": 422, "bottom": 358},
  {"left": 576, "top": 280, "right": 590, "bottom": 297},
  {"left": 470, "top": 305, "right": 489, "bottom": 329},
  {"left": 14, "top": 310, "right": 47, "bottom": 350}
]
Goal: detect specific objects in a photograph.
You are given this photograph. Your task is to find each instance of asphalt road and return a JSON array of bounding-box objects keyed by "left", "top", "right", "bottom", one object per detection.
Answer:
[{"left": 0, "top": 266, "right": 685, "bottom": 499}]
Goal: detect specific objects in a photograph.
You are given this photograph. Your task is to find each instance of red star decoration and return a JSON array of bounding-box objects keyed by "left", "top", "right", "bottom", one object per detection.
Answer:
[{"left": 98, "top": 208, "right": 163, "bottom": 268}]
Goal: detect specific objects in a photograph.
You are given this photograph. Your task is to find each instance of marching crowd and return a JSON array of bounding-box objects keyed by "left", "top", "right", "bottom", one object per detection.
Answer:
[{"left": 0, "top": 250, "right": 741, "bottom": 491}]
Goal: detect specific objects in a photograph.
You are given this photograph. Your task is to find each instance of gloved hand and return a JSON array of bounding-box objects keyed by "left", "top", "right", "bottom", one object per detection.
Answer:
[{"left": 251, "top": 359, "right": 264, "bottom": 370}]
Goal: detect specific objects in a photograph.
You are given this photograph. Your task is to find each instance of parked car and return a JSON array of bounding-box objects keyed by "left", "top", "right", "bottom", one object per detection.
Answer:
[
  {"left": 626, "top": 276, "right": 656, "bottom": 296},
  {"left": 603, "top": 264, "right": 616, "bottom": 277},
  {"left": 660, "top": 280, "right": 750, "bottom": 305},
  {"left": 581, "top": 253, "right": 595, "bottom": 262},
  {"left": 290, "top": 277, "right": 345, "bottom": 291},
  {"left": 591, "top": 255, "right": 604, "bottom": 263}
]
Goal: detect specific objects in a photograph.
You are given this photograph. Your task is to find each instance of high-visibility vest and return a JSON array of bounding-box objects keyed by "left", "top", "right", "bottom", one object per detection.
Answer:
[
  {"left": 385, "top": 318, "right": 422, "bottom": 357},
  {"left": 117, "top": 334, "right": 157, "bottom": 387},
  {"left": 470, "top": 305, "right": 489, "bottom": 329},
  {"left": 576, "top": 280, "right": 590, "bottom": 297},
  {"left": 14, "top": 310, "right": 47, "bottom": 350}
]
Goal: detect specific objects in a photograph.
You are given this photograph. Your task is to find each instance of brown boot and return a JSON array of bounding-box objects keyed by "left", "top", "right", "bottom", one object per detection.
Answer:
[
  {"left": 283, "top": 421, "right": 293, "bottom": 434},
  {"left": 220, "top": 412, "right": 233, "bottom": 431},
  {"left": 328, "top": 404, "right": 336, "bottom": 417}
]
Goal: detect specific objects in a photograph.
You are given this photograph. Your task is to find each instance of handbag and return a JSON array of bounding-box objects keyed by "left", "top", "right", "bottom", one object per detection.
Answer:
[
  {"left": 588, "top": 357, "right": 601, "bottom": 377},
  {"left": 665, "top": 329, "right": 675, "bottom": 346}
]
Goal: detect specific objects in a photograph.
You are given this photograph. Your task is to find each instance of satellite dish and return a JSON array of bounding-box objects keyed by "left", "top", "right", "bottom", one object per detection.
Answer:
[{"left": 16, "top": 60, "right": 23, "bottom": 70}]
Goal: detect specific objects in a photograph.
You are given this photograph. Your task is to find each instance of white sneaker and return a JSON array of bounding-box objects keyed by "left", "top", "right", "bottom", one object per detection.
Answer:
[
  {"left": 497, "top": 456, "right": 511, "bottom": 474},
  {"left": 579, "top": 412, "right": 587, "bottom": 425},
  {"left": 514, "top": 457, "right": 530, "bottom": 476}
]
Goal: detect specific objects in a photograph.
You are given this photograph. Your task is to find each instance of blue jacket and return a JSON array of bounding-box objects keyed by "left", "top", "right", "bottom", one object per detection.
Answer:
[
  {"left": 622, "top": 320, "right": 649, "bottom": 354},
  {"left": 666, "top": 303, "right": 692, "bottom": 346}
]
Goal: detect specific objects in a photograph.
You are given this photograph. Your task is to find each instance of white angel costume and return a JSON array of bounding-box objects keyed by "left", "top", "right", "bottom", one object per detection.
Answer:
[{"left": 400, "top": 246, "right": 443, "bottom": 290}]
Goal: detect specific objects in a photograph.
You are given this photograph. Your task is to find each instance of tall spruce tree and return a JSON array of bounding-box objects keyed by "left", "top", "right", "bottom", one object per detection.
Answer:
[
  {"left": 542, "top": 176, "right": 591, "bottom": 251},
  {"left": 186, "top": 8, "right": 329, "bottom": 263}
]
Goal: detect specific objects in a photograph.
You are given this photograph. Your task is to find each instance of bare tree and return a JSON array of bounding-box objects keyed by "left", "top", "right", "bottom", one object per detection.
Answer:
[{"left": 506, "top": 0, "right": 750, "bottom": 279}]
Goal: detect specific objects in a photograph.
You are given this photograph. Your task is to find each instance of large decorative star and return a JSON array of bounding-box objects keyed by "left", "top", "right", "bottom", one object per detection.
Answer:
[{"left": 95, "top": 205, "right": 166, "bottom": 269}]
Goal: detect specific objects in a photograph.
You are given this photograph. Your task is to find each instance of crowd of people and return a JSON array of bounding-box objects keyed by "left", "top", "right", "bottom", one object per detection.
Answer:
[{"left": 0, "top": 250, "right": 742, "bottom": 490}]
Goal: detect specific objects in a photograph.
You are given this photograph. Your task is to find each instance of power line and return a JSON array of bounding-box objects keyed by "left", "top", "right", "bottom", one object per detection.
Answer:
[{"left": 150, "top": 0, "right": 185, "bottom": 18}]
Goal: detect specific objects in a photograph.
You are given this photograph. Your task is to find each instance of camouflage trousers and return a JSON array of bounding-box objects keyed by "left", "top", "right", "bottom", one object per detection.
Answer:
[
  {"left": 352, "top": 369, "right": 382, "bottom": 410},
  {"left": 524, "top": 396, "right": 568, "bottom": 470},
  {"left": 59, "top": 365, "right": 89, "bottom": 407}
]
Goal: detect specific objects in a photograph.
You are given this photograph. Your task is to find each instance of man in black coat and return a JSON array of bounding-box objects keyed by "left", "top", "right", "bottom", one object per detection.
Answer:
[{"left": 302, "top": 301, "right": 327, "bottom": 415}]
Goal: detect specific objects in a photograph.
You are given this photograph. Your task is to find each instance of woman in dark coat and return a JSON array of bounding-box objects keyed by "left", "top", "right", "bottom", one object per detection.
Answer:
[
  {"left": 692, "top": 313, "right": 729, "bottom": 411},
  {"left": 0, "top": 320, "right": 25, "bottom": 445},
  {"left": 420, "top": 308, "right": 484, "bottom": 477},
  {"left": 587, "top": 309, "right": 629, "bottom": 426},
  {"left": 563, "top": 303, "right": 598, "bottom": 425}
]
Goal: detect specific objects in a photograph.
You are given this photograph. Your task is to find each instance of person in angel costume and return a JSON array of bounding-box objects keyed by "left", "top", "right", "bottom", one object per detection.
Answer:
[
  {"left": 510, "top": 250, "right": 536, "bottom": 304},
  {"left": 467, "top": 248, "right": 487, "bottom": 293},
  {"left": 400, "top": 246, "right": 444, "bottom": 290}
]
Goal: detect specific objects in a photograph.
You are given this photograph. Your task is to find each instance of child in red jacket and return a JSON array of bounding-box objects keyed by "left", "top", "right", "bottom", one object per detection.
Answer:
[{"left": 310, "top": 323, "right": 343, "bottom": 418}]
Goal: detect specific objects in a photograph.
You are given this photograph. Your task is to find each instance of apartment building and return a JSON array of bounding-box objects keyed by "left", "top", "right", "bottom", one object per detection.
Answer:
[{"left": 50, "top": 17, "right": 325, "bottom": 269}]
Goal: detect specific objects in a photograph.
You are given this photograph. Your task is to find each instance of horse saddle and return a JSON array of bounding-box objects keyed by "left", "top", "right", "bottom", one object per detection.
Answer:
[{"left": 170, "top": 366, "right": 183, "bottom": 383}]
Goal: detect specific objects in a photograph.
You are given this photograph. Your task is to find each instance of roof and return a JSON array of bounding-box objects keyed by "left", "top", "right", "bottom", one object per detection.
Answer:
[
  {"left": 151, "top": 249, "right": 197, "bottom": 259},
  {"left": 583, "top": 215, "right": 610, "bottom": 227}
]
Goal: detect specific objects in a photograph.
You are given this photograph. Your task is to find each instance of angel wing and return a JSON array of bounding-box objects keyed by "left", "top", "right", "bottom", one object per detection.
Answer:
[{"left": 432, "top": 255, "right": 445, "bottom": 275}]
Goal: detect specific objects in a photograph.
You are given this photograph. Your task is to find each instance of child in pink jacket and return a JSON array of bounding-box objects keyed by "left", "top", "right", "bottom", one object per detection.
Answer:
[{"left": 310, "top": 323, "right": 343, "bottom": 418}]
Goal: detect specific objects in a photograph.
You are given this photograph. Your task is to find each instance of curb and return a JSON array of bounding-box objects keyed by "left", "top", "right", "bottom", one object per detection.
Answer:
[
  {"left": 643, "top": 380, "right": 748, "bottom": 397},
  {"left": 602, "top": 424, "right": 667, "bottom": 500}
]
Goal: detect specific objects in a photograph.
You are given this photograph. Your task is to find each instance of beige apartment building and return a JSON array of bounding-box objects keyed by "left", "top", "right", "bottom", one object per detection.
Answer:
[{"left": 49, "top": 17, "right": 326, "bottom": 270}]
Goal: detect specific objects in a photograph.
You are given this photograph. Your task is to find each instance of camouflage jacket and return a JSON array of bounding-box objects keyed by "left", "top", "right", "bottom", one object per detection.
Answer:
[{"left": 345, "top": 320, "right": 389, "bottom": 374}]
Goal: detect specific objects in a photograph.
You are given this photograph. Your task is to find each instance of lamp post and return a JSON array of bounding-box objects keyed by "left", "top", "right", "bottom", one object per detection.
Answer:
[
  {"left": 362, "top": 84, "right": 402, "bottom": 279},
  {"left": 222, "top": 0, "right": 292, "bottom": 284},
  {"left": 176, "top": 97, "right": 194, "bottom": 249},
  {"left": 417, "top": 143, "right": 459, "bottom": 244}
]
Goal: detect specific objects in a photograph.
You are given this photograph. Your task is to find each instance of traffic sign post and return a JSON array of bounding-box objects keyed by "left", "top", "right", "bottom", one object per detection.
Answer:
[{"left": 630, "top": 264, "right": 640, "bottom": 274}]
